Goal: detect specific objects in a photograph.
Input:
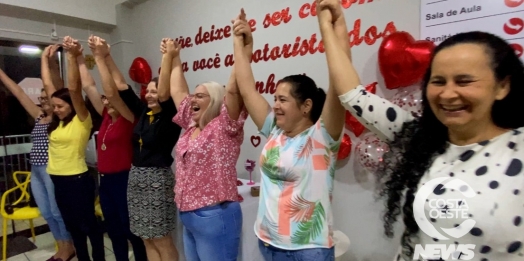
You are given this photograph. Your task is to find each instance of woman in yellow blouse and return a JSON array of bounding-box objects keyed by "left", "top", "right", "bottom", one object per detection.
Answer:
[{"left": 42, "top": 37, "right": 105, "bottom": 261}]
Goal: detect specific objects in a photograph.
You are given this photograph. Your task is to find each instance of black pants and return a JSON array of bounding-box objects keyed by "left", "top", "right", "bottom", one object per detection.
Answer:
[
  {"left": 51, "top": 172, "right": 105, "bottom": 261},
  {"left": 99, "top": 171, "right": 147, "bottom": 261}
]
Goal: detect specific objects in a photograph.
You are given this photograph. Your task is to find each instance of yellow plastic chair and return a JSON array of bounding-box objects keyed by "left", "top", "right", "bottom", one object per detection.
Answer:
[{"left": 0, "top": 171, "right": 41, "bottom": 261}]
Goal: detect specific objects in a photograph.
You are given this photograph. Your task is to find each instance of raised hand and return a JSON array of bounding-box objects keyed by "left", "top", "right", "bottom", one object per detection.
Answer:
[
  {"left": 63, "top": 36, "right": 83, "bottom": 57},
  {"left": 316, "top": 0, "right": 342, "bottom": 25},
  {"left": 62, "top": 36, "right": 73, "bottom": 50},
  {"left": 238, "top": 7, "right": 247, "bottom": 23},
  {"left": 88, "top": 35, "right": 110, "bottom": 58},
  {"left": 49, "top": 44, "right": 61, "bottom": 60},
  {"left": 87, "top": 35, "right": 95, "bottom": 50},
  {"left": 159, "top": 38, "right": 169, "bottom": 54},
  {"left": 165, "top": 39, "right": 181, "bottom": 58},
  {"left": 232, "top": 9, "right": 253, "bottom": 51},
  {"left": 41, "top": 45, "right": 52, "bottom": 60}
]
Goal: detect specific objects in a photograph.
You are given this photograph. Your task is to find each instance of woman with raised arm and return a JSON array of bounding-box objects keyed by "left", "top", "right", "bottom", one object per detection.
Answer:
[
  {"left": 76, "top": 42, "right": 104, "bottom": 138},
  {"left": 317, "top": 0, "right": 524, "bottom": 260},
  {"left": 84, "top": 35, "right": 147, "bottom": 261},
  {"left": 164, "top": 15, "right": 248, "bottom": 259},
  {"left": 44, "top": 37, "right": 105, "bottom": 261},
  {"left": 233, "top": 8, "right": 345, "bottom": 260},
  {"left": 115, "top": 41, "right": 181, "bottom": 261},
  {"left": 0, "top": 45, "right": 74, "bottom": 261}
]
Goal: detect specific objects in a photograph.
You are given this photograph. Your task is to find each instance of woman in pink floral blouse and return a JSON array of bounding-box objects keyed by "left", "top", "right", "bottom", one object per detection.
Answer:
[{"left": 159, "top": 22, "right": 248, "bottom": 260}]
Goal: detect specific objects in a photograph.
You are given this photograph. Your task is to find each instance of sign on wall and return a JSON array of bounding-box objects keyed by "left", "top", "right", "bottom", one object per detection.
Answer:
[
  {"left": 420, "top": 0, "right": 524, "bottom": 59},
  {"left": 18, "top": 77, "right": 43, "bottom": 104},
  {"left": 160, "top": 0, "right": 420, "bottom": 182}
]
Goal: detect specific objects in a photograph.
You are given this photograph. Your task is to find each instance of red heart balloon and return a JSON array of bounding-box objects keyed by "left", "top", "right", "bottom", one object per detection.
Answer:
[
  {"left": 378, "top": 32, "right": 435, "bottom": 89},
  {"left": 337, "top": 133, "right": 352, "bottom": 160},
  {"left": 345, "top": 111, "right": 364, "bottom": 137},
  {"left": 129, "top": 57, "right": 152, "bottom": 85}
]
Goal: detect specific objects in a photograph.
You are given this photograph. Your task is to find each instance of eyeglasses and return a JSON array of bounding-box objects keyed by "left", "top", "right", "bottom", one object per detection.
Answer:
[
  {"left": 37, "top": 97, "right": 48, "bottom": 102},
  {"left": 190, "top": 93, "right": 210, "bottom": 100}
]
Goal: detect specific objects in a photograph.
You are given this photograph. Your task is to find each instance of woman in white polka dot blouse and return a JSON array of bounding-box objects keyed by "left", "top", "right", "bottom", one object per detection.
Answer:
[{"left": 316, "top": 0, "right": 524, "bottom": 260}]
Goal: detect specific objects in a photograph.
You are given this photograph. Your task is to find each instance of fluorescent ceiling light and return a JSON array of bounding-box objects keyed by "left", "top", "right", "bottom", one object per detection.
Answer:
[{"left": 18, "top": 45, "right": 41, "bottom": 54}]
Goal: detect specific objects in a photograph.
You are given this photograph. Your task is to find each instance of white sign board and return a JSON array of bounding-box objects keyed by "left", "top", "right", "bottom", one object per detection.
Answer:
[
  {"left": 420, "top": 0, "right": 524, "bottom": 59},
  {"left": 18, "top": 77, "right": 43, "bottom": 104}
]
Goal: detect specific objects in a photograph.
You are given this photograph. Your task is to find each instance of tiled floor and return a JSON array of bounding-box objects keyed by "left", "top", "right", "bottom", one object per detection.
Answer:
[{"left": 3, "top": 218, "right": 134, "bottom": 261}]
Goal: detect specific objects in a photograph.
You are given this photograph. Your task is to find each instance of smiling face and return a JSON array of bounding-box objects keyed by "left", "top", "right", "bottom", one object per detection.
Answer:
[
  {"left": 144, "top": 81, "right": 160, "bottom": 110},
  {"left": 273, "top": 82, "right": 311, "bottom": 132},
  {"left": 426, "top": 43, "right": 510, "bottom": 133},
  {"left": 190, "top": 85, "right": 211, "bottom": 124},
  {"left": 51, "top": 97, "right": 72, "bottom": 120}
]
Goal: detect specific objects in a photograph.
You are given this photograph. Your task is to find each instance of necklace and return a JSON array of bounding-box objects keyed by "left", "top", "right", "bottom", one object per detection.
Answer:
[{"left": 101, "top": 121, "right": 115, "bottom": 151}]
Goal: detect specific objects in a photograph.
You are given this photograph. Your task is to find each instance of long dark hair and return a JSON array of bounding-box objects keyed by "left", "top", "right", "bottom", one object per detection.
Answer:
[
  {"left": 39, "top": 88, "right": 48, "bottom": 117},
  {"left": 84, "top": 96, "right": 101, "bottom": 137},
  {"left": 280, "top": 74, "right": 326, "bottom": 123},
  {"left": 47, "top": 88, "right": 76, "bottom": 134},
  {"left": 377, "top": 31, "right": 524, "bottom": 258}
]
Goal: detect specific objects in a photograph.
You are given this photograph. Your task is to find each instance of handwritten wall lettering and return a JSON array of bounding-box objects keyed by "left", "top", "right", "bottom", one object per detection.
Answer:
[
  {"left": 182, "top": 62, "right": 189, "bottom": 72},
  {"left": 256, "top": 73, "right": 279, "bottom": 94},
  {"left": 187, "top": 19, "right": 396, "bottom": 72},
  {"left": 192, "top": 53, "right": 221, "bottom": 71},
  {"left": 348, "top": 19, "right": 397, "bottom": 46},
  {"left": 263, "top": 7, "right": 293, "bottom": 28},
  {"left": 189, "top": 19, "right": 257, "bottom": 47},
  {"left": 224, "top": 54, "right": 235, "bottom": 67},
  {"left": 249, "top": 20, "right": 396, "bottom": 63},
  {"left": 176, "top": 36, "right": 193, "bottom": 48},
  {"left": 173, "top": 0, "right": 384, "bottom": 54},
  {"left": 195, "top": 24, "right": 232, "bottom": 46},
  {"left": 249, "top": 19, "right": 257, "bottom": 32},
  {"left": 341, "top": 0, "right": 374, "bottom": 9},
  {"left": 299, "top": 0, "right": 375, "bottom": 19},
  {"left": 299, "top": 1, "right": 318, "bottom": 19},
  {"left": 255, "top": 73, "right": 307, "bottom": 94}
]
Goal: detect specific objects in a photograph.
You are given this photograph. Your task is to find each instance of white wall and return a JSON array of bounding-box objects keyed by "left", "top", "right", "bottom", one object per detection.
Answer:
[
  {"left": 121, "top": 0, "right": 420, "bottom": 260},
  {"left": 0, "top": 13, "right": 111, "bottom": 47},
  {"left": 0, "top": 0, "right": 121, "bottom": 25},
  {"left": 108, "top": 3, "right": 136, "bottom": 88},
  {"left": 0, "top": 7, "right": 116, "bottom": 94}
]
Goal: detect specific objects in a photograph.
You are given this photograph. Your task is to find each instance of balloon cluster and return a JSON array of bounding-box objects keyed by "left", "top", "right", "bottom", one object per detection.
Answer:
[
  {"left": 339, "top": 31, "right": 434, "bottom": 173},
  {"left": 337, "top": 82, "right": 377, "bottom": 161},
  {"left": 128, "top": 57, "right": 152, "bottom": 101}
]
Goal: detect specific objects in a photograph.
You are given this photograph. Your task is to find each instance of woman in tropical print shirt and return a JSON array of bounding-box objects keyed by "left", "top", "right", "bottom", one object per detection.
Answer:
[{"left": 232, "top": 8, "right": 347, "bottom": 261}]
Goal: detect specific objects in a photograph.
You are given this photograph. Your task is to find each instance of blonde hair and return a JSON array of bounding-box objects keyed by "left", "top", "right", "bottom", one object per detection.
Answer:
[{"left": 198, "top": 81, "right": 225, "bottom": 128}]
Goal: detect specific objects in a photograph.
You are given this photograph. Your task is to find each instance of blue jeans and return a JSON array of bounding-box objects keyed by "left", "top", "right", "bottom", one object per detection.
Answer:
[
  {"left": 179, "top": 201, "right": 242, "bottom": 261},
  {"left": 258, "top": 240, "right": 335, "bottom": 261},
  {"left": 30, "top": 164, "right": 71, "bottom": 241}
]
